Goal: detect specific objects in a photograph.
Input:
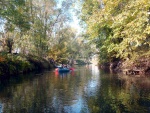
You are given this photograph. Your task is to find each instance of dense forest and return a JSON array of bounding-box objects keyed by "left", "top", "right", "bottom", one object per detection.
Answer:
[
  {"left": 0, "top": 0, "right": 150, "bottom": 75},
  {"left": 0, "top": 0, "right": 93, "bottom": 59},
  {"left": 0, "top": 0, "right": 94, "bottom": 75},
  {"left": 80, "top": 0, "right": 150, "bottom": 75}
]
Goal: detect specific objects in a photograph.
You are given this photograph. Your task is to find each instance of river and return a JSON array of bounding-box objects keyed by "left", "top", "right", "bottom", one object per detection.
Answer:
[{"left": 0, "top": 65, "right": 149, "bottom": 113}]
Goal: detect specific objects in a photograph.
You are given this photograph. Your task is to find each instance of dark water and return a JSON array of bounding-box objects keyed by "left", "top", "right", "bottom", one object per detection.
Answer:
[{"left": 0, "top": 65, "right": 150, "bottom": 113}]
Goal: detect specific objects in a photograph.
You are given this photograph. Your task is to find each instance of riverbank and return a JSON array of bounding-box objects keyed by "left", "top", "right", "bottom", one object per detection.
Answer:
[
  {"left": 100, "top": 56, "right": 150, "bottom": 76},
  {"left": 0, "top": 53, "right": 55, "bottom": 79}
]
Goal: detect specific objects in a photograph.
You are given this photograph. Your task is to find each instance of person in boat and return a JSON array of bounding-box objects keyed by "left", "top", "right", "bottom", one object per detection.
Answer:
[
  {"left": 60, "top": 63, "right": 65, "bottom": 68},
  {"left": 63, "top": 64, "right": 68, "bottom": 69},
  {"left": 67, "top": 64, "right": 71, "bottom": 68},
  {"left": 60, "top": 63, "right": 71, "bottom": 69}
]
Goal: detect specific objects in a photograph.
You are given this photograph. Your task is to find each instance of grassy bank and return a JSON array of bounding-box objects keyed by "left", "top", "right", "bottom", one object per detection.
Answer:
[{"left": 0, "top": 53, "right": 54, "bottom": 78}]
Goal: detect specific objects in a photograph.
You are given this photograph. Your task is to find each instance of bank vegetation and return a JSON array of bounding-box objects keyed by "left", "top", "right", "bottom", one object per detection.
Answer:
[{"left": 80, "top": 0, "right": 150, "bottom": 75}]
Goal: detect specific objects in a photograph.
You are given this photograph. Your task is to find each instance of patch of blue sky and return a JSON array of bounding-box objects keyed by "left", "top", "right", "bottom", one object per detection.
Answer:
[
  {"left": 56, "top": 0, "right": 82, "bottom": 33},
  {"left": 0, "top": 18, "right": 6, "bottom": 33}
]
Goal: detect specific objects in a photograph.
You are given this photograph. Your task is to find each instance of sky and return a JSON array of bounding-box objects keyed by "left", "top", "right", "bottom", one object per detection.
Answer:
[
  {"left": 70, "top": 2, "right": 83, "bottom": 34},
  {"left": 56, "top": 0, "right": 82, "bottom": 33},
  {"left": 0, "top": 19, "right": 5, "bottom": 32},
  {"left": 70, "top": 11, "right": 81, "bottom": 33}
]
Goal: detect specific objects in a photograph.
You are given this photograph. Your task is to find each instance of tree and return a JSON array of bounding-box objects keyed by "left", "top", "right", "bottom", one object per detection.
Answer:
[{"left": 80, "top": 0, "right": 150, "bottom": 64}]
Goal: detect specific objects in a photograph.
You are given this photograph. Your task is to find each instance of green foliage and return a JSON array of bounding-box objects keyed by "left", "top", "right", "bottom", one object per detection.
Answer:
[
  {"left": 48, "top": 27, "right": 75, "bottom": 63},
  {"left": 0, "top": 53, "right": 53, "bottom": 76},
  {"left": 0, "top": 0, "right": 92, "bottom": 65},
  {"left": 81, "top": 0, "right": 150, "bottom": 64},
  {"left": 76, "top": 59, "right": 86, "bottom": 65},
  {"left": 0, "top": 53, "right": 31, "bottom": 76},
  {"left": 1, "top": 0, "right": 30, "bottom": 32},
  {"left": 27, "top": 54, "right": 51, "bottom": 69}
]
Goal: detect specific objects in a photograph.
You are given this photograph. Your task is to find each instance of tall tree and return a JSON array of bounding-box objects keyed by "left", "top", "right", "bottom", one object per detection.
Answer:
[{"left": 80, "top": 0, "right": 150, "bottom": 64}]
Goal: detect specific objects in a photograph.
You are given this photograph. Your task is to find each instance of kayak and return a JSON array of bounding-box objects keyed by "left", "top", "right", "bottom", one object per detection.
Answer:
[
  {"left": 69, "top": 67, "right": 74, "bottom": 71},
  {"left": 55, "top": 67, "right": 70, "bottom": 72}
]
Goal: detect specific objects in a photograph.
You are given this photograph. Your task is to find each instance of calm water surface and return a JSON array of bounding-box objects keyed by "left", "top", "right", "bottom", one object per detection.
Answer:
[{"left": 0, "top": 65, "right": 150, "bottom": 113}]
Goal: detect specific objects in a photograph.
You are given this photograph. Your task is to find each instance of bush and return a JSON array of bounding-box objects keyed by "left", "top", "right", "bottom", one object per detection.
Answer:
[
  {"left": 0, "top": 53, "right": 52, "bottom": 77},
  {"left": 0, "top": 53, "right": 31, "bottom": 76},
  {"left": 76, "top": 60, "right": 86, "bottom": 65}
]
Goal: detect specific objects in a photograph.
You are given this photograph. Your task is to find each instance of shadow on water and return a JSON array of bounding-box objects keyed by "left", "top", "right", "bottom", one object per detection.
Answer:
[
  {"left": 0, "top": 65, "right": 149, "bottom": 113},
  {"left": 0, "top": 69, "right": 47, "bottom": 94}
]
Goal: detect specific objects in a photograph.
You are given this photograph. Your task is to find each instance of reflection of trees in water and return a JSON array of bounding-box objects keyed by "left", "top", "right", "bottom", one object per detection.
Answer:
[
  {"left": 0, "top": 66, "right": 150, "bottom": 113},
  {"left": 50, "top": 69, "right": 87, "bottom": 112},
  {"left": 0, "top": 68, "right": 89, "bottom": 112},
  {"left": 51, "top": 65, "right": 101, "bottom": 112},
  {"left": 108, "top": 75, "right": 150, "bottom": 113},
  {"left": 1, "top": 75, "right": 56, "bottom": 113},
  {"left": 118, "top": 75, "right": 150, "bottom": 94},
  {"left": 85, "top": 73, "right": 150, "bottom": 113}
]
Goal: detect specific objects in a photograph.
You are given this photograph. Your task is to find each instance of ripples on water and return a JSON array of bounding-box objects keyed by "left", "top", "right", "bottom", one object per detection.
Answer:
[{"left": 0, "top": 65, "right": 149, "bottom": 113}]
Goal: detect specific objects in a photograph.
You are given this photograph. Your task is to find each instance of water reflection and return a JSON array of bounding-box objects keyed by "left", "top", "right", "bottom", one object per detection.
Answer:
[
  {"left": 0, "top": 65, "right": 149, "bottom": 113},
  {"left": 84, "top": 65, "right": 100, "bottom": 97}
]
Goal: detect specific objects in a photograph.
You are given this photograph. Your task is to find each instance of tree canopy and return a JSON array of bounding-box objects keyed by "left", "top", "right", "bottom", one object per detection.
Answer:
[
  {"left": 80, "top": 0, "right": 150, "bottom": 63},
  {"left": 0, "top": 0, "right": 94, "bottom": 63}
]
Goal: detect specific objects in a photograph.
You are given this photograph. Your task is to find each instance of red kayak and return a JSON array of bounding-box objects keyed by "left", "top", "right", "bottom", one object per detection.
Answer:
[{"left": 69, "top": 67, "right": 74, "bottom": 71}]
